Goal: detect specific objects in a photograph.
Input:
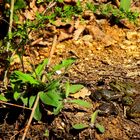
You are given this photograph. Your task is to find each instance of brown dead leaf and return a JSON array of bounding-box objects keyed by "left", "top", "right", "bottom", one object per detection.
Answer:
[
  {"left": 73, "top": 20, "right": 86, "bottom": 40},
  {"left": 70, "top": 87, "right": 91, "bottom": 99},
  {"left": 24, "top": 9, "right": 35, "bottom": 20},
  {"left": 38, "top": 5, "right": 46, "bottom": 13},
  {"left": 53, "top": 19, "right": 73, "bottom": 27},
  {"left": 31, "top": 38, "right": 43, "bottom": 46},
  {"left": 86, "top": 25, "right": 116, "bottom": 46},
  {"left": 119, "top": 19, "right": 135, "bottom": 29},
  {"left": 58, "top": 31, "right": 72, "bottom": 42},
  {"left": 30, "top": 0, "right": 38, "bottom": 12},
  {"left": 64, "top": 0, "right": 78, "bottom": 3}
]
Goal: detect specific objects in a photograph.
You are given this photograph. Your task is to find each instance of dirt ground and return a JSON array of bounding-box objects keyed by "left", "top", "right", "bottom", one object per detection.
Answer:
[{"left": 0, "top": 0, "right": 140, "bottom": 140}]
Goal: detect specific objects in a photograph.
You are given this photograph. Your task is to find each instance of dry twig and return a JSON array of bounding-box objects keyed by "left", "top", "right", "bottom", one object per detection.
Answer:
[
  {"left": 0, "top": 100, "right": 32, "bottom": 110},
  {"left": 47, "top": 35, "right": 58, "bottom": 66},
  {"left": 21, "top": 92, "right": 40, "bottom": 140}
]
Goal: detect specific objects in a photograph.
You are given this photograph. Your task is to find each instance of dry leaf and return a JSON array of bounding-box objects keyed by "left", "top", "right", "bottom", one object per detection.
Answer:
[
  {"left": 64, "top": 0, "right": 78, "bottom": 3},
  {"left": 38, "top": 5, "right": 46, "bottom": 13},
  {"left": 86, "top": 25, "right": 116, "bottom": 46},
  {"left": 24, "top": 9, "right": 35, "bottom": 20},
  {"left": 31, "top": 38, "right": 43, "bottom": 46},
  {"left": 30, "top": 0, "right": 38, "bottom": 12},
  {"left": 73, "top": 21, "right": 86, "bottom": 40},
  {"left": 70, "top": 87, "right": 91, "bottom": 98},
  {"left": 119, "top": 19, "right": 135, "bottom": 29},
  {"left": 58, "top": 31, "right": 72, "bottom": 42},
  {"left": 53, "top": 19, "right": 73, "bottom": 27}
]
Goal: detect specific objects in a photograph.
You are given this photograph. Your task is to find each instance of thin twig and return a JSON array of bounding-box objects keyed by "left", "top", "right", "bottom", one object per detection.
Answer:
[
  {"left": 0, "top": 17, "right": 16, "bottom": 29},
  {"left": 21, "top": 92, "right": 40, "bottom": 140},
  {"left": 10, "top": 128, "right": 25, "bottom": 140},
  {"left": 47, "top": 35, "right": 57, "bottom": 66},
  {"left": 0, "top": 100, "right": 32, "bottom": 110},
  {"left": 41, "top": 35, "right": 57, "bottom": 82},
  {"left": 43, "top": 1, "right": 57, "bottom": 15},
  {"left": 7, "top": 0, "right": 15, "bottom": 51}
]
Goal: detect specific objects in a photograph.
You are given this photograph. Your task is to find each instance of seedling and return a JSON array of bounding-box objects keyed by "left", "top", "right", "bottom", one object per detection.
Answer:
[{"left": 72, "top": 110, "right": 105, "bottom": 133}]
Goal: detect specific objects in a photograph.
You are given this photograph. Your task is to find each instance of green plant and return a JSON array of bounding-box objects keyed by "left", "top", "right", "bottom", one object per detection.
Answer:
[
  {"left": 54, "top": 1, "right": 83, "bottom": 19},
  {"left": 95, "top": 3, "right": 139, "bottom": 23},
  {"left": 86, "top": 2, "right": 98, "bottom": 13},
  {"left": 2, "top": 58, "right": 91, "bottom": 120},
  {"left": 72, "top": 110, "right": 105, "bottom": 133}
]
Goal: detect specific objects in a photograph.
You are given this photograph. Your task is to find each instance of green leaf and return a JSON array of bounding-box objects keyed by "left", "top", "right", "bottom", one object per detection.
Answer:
[
  {"left": 44, "top": 129, "right": 49, "bottom": 137},
  {"left": 37, "top": 0, "right": 44, "bottom": 4},
  {"left": 69, "top": 84, "right": 84, "bottom": 94},
  {"left": 34, "top": 102, "right": 42, "bottom": 121},
  {"left": 21, "top": 97, "right": 28, "bottom": 106},
  {"left": 95, "top": 123, "right": 105, "bottom": 133},
  {"left": 68, "top": 99, "right": 91, "bottom": 108},
  {"left": 12, "top": 71, "right": 39, "bottom": 85},
  {"left": 91, "top": 110, "right": 99, "bottom": 124},
  {"left": 33, "top": 58, "right": 48, "bottom": 79},
  {"left": 53, "top": 58, "right": 76, "bottom": 71},
  {"left": 14, "top": 0, "right": 26, "bottom": 10},
  {"left": 72, "top": 123, "right": 88, "bottom": 130},
  {"left": 29, "top": 96, "right": 36, "bottom": 108},
  {"left": 0, "top": 94, "right": 8, "bottom": 101},
  {"left": 65, "top": 81, "right": 70, "bottom": 98},
  {"left": 39, "top": 91, "right": 62, "bottom": 107},
  {"left": 53, "top": 101, "right": 63, "bottom": 115},
  {"left": 120, "top": 0, "right": 131, "bottom": 12},
  {"left": 13, "top": 91, "right": 20, "bottom": 101},
  {"left": 47, "top": 80, "right": 60, "bottom": 90}
]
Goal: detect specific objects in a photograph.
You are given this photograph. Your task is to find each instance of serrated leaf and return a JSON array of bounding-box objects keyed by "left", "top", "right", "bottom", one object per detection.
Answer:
[
  {"left": 33, "top": 58, "right": 48, "bottom": 79},
  {"left": 34, "top": 102, "right": 42, "bottom": 121},
  {"left": 95, "top": 123, "right": 105, "bottom": 133},
  {"left": 91, "top": 110, "right": 99, "bottom": 124},
  {"left": 69, "top": 84, "right": 84, "bottom": 94},
  {"left": 13, "top": 71, "right": 39, "bottom": 85},
  {"left": 39, "top": 91, "right": 62, "bottom": 107},
  {"left": 72, "top": 123, "right": 88, "bottom": 130},
  {"left": 0, "top": 94, "right": 8, "bottom": 101},
  {"left": 68, "top": 99, "right": 91, "bottom": 108}
]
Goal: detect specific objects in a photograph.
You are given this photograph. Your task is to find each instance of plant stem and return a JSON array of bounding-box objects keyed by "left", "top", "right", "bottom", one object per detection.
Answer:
[{"left": 21, "top": 92, "right": 40, "bottom": 140}]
